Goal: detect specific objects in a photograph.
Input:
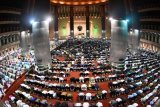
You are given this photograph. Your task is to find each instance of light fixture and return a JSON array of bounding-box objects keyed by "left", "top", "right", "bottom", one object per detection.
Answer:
[
  {"left": 21, "top": 31, "right": 25, "bottom": 35},
  {"left": 30, "top": 19, "right": 35, "bottom": 24},
  {"left": 46, "top": 16, "right": 52, "bottom": 22},
  {"left": 130, "top": 31, "right": 133, "bottom": 35},
  {"left": 126, "top": 19, "right": 129, "bottom": 22},
  {"left": 109, "top": 17, "right": 114, "bottom": 21}
]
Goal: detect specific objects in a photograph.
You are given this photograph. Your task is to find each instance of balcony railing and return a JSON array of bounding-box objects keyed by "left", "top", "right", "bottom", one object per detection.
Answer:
[
  {"left": 140, "top": 39, "right": 160, "bottom": 47},
  {"left": 140, "top": 18, "right": 160, "bottom": 22},
  {"left": 0, "top": 10, "right": 21, "bottom": 15},
  {"left": 0, "top": 31, "right": 20, "bottom": 37},
  {"left": 0, "top": 21, "right": 20, "bottom": 25},
  {"left": 0, "top": 41, "right": 20, "bottom": 51},
  {"left": 138, "top": 4, "right": 160, "bottom": 12}
]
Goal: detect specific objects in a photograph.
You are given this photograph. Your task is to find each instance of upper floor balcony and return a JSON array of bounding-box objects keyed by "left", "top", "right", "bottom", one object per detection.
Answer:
[
  {"left": 138, "top": 4, "right": 160, "bottom": 13},
  {"left": 0, "top": 7, "right": 21, "bottom": 15},
  {"left": 0, "top": 21, "right": 20, "bottom": 25}
]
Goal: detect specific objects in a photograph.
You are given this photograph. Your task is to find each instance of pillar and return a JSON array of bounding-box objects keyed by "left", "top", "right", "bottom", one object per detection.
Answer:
[
  {"left": 20, "top": 31, "right": 29, "bottom": 52},
  {"left": 147, "top": 34, "right": 149, "bottom": 41},
  {"left": 106, "top": 19, "right": 111, "bottom": 40},
  {"left": 31, "top": 0, "right": 51, "bottom": 65},
  {"left": 9, "top": 35, "right": 12, "bottom": 43},
  {"left": 101, "top": 5, "right": 106, "bottom": 39},
  {"left": 14, "top": 35, "right": 16, "bottom": 41},
  {"left": 156, "top": 35, "right": 158, "bottom": 43},
  {"left": 4, "top": 37, "right": 6, "bottom": 44},
  {"left": 129, "top": 29, "right": 140, "bottom": 54},
  {"left": 86, "top": 6, "right": 90, "bottom": 38},
  {"left": 6, "top": 36, "right": 9, "bottom": 44},
  {"left": 151, "top": 34, "right": 154, "bottom": 42},
  {"left": 32, "top": 21, "right": 51, "bottom": 65},
  {"left": 149, "top": 35, "right": 152, "bottom": 41},
  {"left": 1, "top": 37, "right": 4, "bottom": 45},
  {"left": 110, "top": 20, "right": 128, "bottom": 63},
  {"left": 70, "top": 6, "right": 74, "bottom": 37},
  {"left": 144, "top": 33, "right": 147, "bottom": 40},
  {"left": 53, "top": 6, "right": 59, "bottom": 43},
  {"left": 0, "top": 37, "right": 1, "bottom": 46}
]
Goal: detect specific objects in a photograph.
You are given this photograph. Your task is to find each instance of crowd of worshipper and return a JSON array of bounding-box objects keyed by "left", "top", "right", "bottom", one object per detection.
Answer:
[
  {"left": 1, "top": 38, "right": 160, "bottom": 107},
  {"left": 0, "top": 49, "right": 35, "bottom": 99}
]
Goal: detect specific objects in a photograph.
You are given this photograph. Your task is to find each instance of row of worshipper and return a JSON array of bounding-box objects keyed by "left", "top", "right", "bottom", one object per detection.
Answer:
[
  {"left": 52, "top": 60, "right": 73, "bottom": 65},
  {"left": 129, "top": 84, "right": 157, "bottom": 103},
  {"left": 9, "top": 90, "right": 52, "bottom": 107},
  {"left": 78, "top": 90, "right": 107, "bottom": 101},
  {"left": 0, "top": 49, "right": 35, "bottom": 98},
  {"left": 52, "top": 101, "right": 104, "bottom": 107},
  {"left": 109, "top": 69, "right": 159, "bottom": 97},
  {"left": 109, "top": 67, "right": 159, "bottom": 97},
  {"left": 26, "top": 73, "right": 67, "bottom": 82},
  {"left": 56, "top": 40, "right": 109, "bottom": 63},
  {"left": 70, "top": 63, "right": 110, "bottom": 71},
  {"left": 24, "top": 79, "right": 101, "bottom": 92},
  {"left": 125, "top": 51, "right": 159, "bottom": 64},
  {"left": 20, "top": 83, "right": 73, "bottom": 101},
  {"left": 70, "top": 76, "right": 106, "bottom": 83},
  {"left": 92, "top": 70, "right": 112, "bottom": 76},
  {"left": 141, "top": 83, "right": 160, "bottom": 105},
  {"left": 21, "top": 81, "right": 106, "bottom": 102},
  {"left": 109, "top": 64, "right": 159, "bottom": 89},
  {"left": 2, "top": 66, "right": 20, "bottom": 79},
  {"left": 0, "top": 60, "right": 29, "bottom": 98},
  {"left": 127, "top": 79, "right": 160, "bottom": 105},
  {"left": 0, "top": 60, "right": 30, "bottom": 80},
  {"left": 79, "top": 71, "right": 90, "bottom": 76},
  {"left": 34, "top": 68, "right": 70, "bottom": 76},
  {"left": 108, "top": 79, "right": 126, "bottom": 88},
  {"left": 74, "top": 101, "right": 103, "bottom": 107},
  {"left": 108, "top": 74, "right": 125, "bottom": 80},
  {"left": 124, "top": 56, "right": 157, "bottom": 70},
  {"left": 54, "top": 38, "right": 83, "bottom": 51},
  {"left": 72, "top": 62, "right": 94, "bottom": 67},
  {"left": 69, "top": 66, "right": 96, "bottom": 71},
  {"left": 28, "top": 68, "right": 70, "bottom": 77},
  {"left": 109, "top": 80, "right": 159, "bottom": 107},
  {"left": 69, "top": 40, "right": 109, "bottom": 58},
  {"left": 5, "top": 95, "right": 29, "bottom": 107},
  {"left": 109, "top": 88, "right": 126, "bottom": 97},
  {"left": 109, "top": 97, "right": 127, "bottom": 107},
  {"left": 26, "top": 72, "right": 70, "bottom": 81}
]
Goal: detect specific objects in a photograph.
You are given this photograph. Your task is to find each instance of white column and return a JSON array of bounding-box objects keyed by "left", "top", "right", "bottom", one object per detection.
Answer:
[
  {"left": 6, "top": 36, "right": 9, "bottom": 44},
  {"left": 13, "top": 35, "right": 16, "bottom": 41},
  {"left": 20, "top": 31, "right": 29, "bottom": 52},
  {"left": 129, "top": 29, "right": 140, "bottom": 53},
  {"left": 0, "top": 37, "right": 1, "bottom": 46},
  {"left": 110, "top": 19, "right": 128, "bottom": 63},
  {"left": 151, "top": 34, "right": 154, "bottom": 42},
  {"left": 32, "top": 20, "right": 51, "bottom": 65}
]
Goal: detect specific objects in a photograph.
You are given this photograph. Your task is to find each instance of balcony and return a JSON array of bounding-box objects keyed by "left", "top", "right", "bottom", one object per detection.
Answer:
[
  {"left": 138, "top": 5, "right": 160, "bottom": 13},
  {"left": 0, "top": 7, "right": 21, "bottom": 15},
  {"left": 0, "top": 21, "right": 20, "bottom": 25},
  {"left": 0, "top": 31, "right": 20, "bottom": 37},
  {"left": 140, "top": 39, "right": 160, "bottom": 47},
  {"left": 0, "top": 41, "right": 20, "bottom": 51},
  {"left": 141, "top": 29, "right": 160, "bottom": 33},
  {"left": 140, "top": 18, "right": 160, "bottom": 22},
  {"left": 0, "top": 10, "right": 21, "bottom": 15}
]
